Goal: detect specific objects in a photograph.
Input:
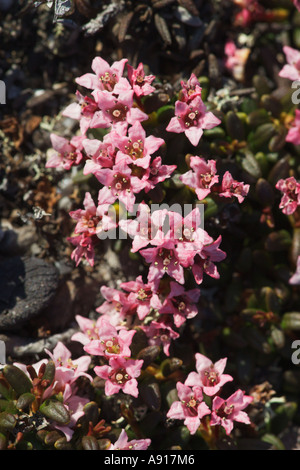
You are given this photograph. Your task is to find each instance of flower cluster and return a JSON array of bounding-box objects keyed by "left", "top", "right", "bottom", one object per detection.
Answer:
[
  {"left": 14, "top": 342, "right": 92, "bottom": 441},
  {"left": 166, "top": 73, "right": 221, "bottom": 146},
  {"left": 167, "top": 354, "right": 253, "bottom": 437},
  {"left": 180, "top": 156, "right": 249, "bottom": 203},
  {"left": 275, "top": 177, "right": 300, "bottom": 215},
  {"left": 43, "top": 55, "right": 254, "bottom": 447}
]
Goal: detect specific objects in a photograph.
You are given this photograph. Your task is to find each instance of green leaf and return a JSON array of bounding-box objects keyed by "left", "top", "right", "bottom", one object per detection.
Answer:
[
  {"left": 3, "top": 365, "right": 33, "bottom": 397},
  {"left": 0, "top": 411, "right": 16, "bottom": 431},
  {"left": 40, "top": 399, "right": 70, "bottom": 425}
]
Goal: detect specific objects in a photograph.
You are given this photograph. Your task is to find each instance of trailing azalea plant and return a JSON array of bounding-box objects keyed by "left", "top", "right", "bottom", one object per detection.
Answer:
[{"left": 3, "top": 11, "right": 300, "bottom": 447}]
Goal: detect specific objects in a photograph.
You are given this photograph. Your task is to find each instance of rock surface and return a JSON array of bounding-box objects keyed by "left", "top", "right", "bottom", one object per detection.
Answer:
[{"left": 0, "top": 256, "right": 59, "bottom": 330}]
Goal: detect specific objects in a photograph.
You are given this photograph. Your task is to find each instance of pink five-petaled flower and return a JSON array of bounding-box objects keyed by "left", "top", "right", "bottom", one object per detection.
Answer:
[
  {"left": 159, "top": 281, "right": 200, "bottom": 328},
  {"left": 96, "top": 160, "right": 148, "bottom": 212},
  {"left": 75, "top": 56, "right": 129, "bottom": 93},
  {"left": 96, "top": 285, "right": 136, "bottom": 325},
  {"left": 279, "top": 46, "right": 300, "bottom": 82},
  {"left": 167, "top": 208, "right": 208, "bottom": 265},
  {"left": 218, "top": 171, "right": 250, "bottom": 203},
  {"left": 69, "top": 191, "right": 116, "bottom": 238},
  {"left": 141, "top": 318, "right": 180, "bottom": 356},
  {"left": 166, "top": 96, "right": 221, "bottom": 146},
  {"left": 127, "top": 62, "right": 156, "bottom": 97},
  {"left": 82, "top": 135, "right": 117, "bottom": 176},
  {"left": 286, "top": 109, "right": 300, "bottom": 145},
  {"left": 139, "top": 239, "right": 185, "bottom": 287},
  {"left": 210, "top": 389, "right": 253, "bottom": 436},
  {"left": 178, "top": 73, "right": 202, "bottom": 103},
  {"left": 109, "top": 429, "right": 151, "bottom": 450},
  {"left": 68, "top": 233, "right": 95, "bottom": 267},
  {"left": 91, "top": 89, "right": 148, "bottom": 134},
  {"left": 119, "top": 202, "right": 169, "bottom": 252},
  {"left": 224, "top": 40, "right": 251, "bottom": 82},
  {"left": 72, "top": 314, "right": 104, "bottom": 346},
  {"left": 191, "top": 235, "right": 227, "bottom": 285},
  {"left": 44, "top": 341, "right": 92, "bottom": 388},
  {"left": 120, "top": 275, "right": 162, "bottom": 320},
  {"left": 94, "top": 357, "right": 143, "bottom": 397},
  {"left": 289, "top": 255, "right": 300, "bottom": 285},
  {"left": 185, "top": 353, "right": 233, "bottom": 397},
  {"left": 46, "top": 134, "right": 84, "bottom": 170},
  {"left": 114, "top": 121, "right": 164, "bottom": 169},
  {"left": 62, "top": 91, "right": 99, "bottom": 135},
  {"left": 144, "top": 156, "right": 177, "bottom": 193},
  {"left": 167, "top": 382, "right": 211, "bottom": 435},
  {"left": 83, "top": 315, "right": 135, "bottom": 358},
  {"left": 275, "top": 176, "right": 300, "bottom": 215},
  {"left": 54, "top": 383, "right": 90, "bottom": 441},
  {"left": 180, "top": 156, "right": 219, "bottom": 201}
]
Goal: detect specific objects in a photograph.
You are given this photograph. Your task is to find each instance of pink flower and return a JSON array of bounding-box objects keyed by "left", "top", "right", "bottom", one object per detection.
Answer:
[
  {"left": 44, "top": 341, "right": 92, "bottom": 386},
  {"left": 179, "top": 73, "right": 202, "bottom": 103},
  {"left": 286, "top": 109, "right": 300, "bottom": 145},
  {"left": 143, "top": 157, "right": 176, "bottom": 193},
  {"left": 91, "top": 90, "right": 148, "bottom": 133},
  {"left": 167, "top": 382, "right": 211, "bottom": 435},
  {"left": 96, "top": 161, "right": 147, "bottom": 212},
  {"left": 54, "top": 384, "right": 90, "bottom": 441},
  {"left": 159, "top": 281, "right": 200, "bottom": 328},
  {"left": 289, "top": 255, "right": 300, "bottom": 285},
  {"left": 68, "top": 233, "right": 95, "bottom": 267},
  {"left": 210, "top": 389, "right": 253, "bottom": 435},
  {"left": 120, "top": 275, "right": 162, "bottom": 320},
  {"left": 127, "top": 62, "right": 156, "bottom": 97},
  {"left": 94, "top": 357, "right": 143, "bottom": 397},
  {"left": 69, "top": 191, "right": 117, "bottom": 238},
  {"left": 96, "top": 286, "right": 136, "bottom": 323},
  {"left": 119, "top": 202, "right": 169, "bottom": 252},
  {"left": 46, "top": 134, "right": 84, "bottom": 170},
  {"left": 76, "top": 56, "right": 129, "bottom": 93},
  {"left": 62, "top": 91, "right": 99, "bottom": 134},
  {"left": 185, "top": 353, "right": 233, "bottom": 397},
  {"left": 72, "top": 314, "right": 104, "bottom": 346},
  {"left": 279, "top": 46, "right": 300, "bottom": 82},
  {"left": 294, "top": 0, "right": 300, "bottom": 12},
  {"left": 180, "top": 156, "right": 219, "bottom": 201},
  {"left": 114, "top": 121, "right": 164, "bottom": 169},
  {"left": 168, "top": 207, "right": 207, "bottom": 258},
  {"left": 82, "top": 136, "right": 116, "bottom": 176},
  {"left": 275, "top": 176, "right": 300, "bottom": 215},
  {"left": 142, "top": 318, "right": 179, "bottom": 356},
  {"left": 83, "top": 315, "right": 135, "bottom": 358},
  {"left": 224, "top": 40, "right": 250, "bottom": 82},
  {"left": 166, "top": 96, "right": 221, "bottom": 146},
  {"left": 191, "top": 235, "right": 227, "bottom": 285},
  {"left": 139, "top": 239, "right": 185, "bottom": 286},
  {"left": 109, "top": 429, "right": 151, "bottom": 450},
  {"left": 218, "top": 171, "right": 250, "bottom": 203}
]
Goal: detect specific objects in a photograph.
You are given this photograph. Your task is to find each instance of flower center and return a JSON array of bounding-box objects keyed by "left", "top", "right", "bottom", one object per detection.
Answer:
[
  {"left": 100, "top": 71, "right": 117, "bottom": 91},
  {"left": 106, "top": 102, "right": 128, "bottom": 123},
  {"left": 110, "top": 174, "right": 131, "bottom": 195},
  {"left": 137, "top": 288, "right": 151, "bottom": 301},
  {"left": 156, "top": 248, "right": 177, "bottom": 271},
  {"left": 109, "top": 368, "right": 130, "bottom": 385},
  {"left": 200, "top": 172, "right": 213, "bottom": 188},
  {"left": 183, "top": 107, "right": 200, "bottom": 128},
  {"left": 217, "top": 402, "right": 235, "bottom": 419},
  {"left": 203, "top": 367, "right": 219, "bottom": 387},
  {"left": 102, "top": 337, "right": 121, "bottom": 355},
  {"left": 125, "top": 139, "right": 144, "bottom": 160}
]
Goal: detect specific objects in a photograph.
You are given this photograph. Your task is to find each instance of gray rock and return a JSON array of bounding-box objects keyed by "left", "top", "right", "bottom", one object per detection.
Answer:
[{"left": 0, "top": 256, "right": 59, "bottom": 331}]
